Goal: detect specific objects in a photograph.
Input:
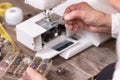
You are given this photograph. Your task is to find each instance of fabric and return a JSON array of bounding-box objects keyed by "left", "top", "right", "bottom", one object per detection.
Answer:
[
  {"left": 96, "top": 63, "right": 115, "bottom": 80},
  {"left": 112, "top": 13, "right": 120, "bottom": 38}
]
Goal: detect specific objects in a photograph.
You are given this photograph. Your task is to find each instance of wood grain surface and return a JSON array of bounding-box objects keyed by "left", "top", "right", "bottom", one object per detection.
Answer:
[{"left": 0, "top": 0, "right": 117, "bottom": 80}]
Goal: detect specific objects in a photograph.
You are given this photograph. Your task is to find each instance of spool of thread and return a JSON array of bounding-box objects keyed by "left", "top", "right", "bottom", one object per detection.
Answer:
[{"left": 4, "top": 7, "right": 23, "bottom": 25}]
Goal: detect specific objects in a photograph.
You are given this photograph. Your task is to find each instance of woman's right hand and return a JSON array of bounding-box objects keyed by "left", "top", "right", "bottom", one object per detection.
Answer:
[{"left": 64, "top": 2, "right": 111, "bottom": 34}]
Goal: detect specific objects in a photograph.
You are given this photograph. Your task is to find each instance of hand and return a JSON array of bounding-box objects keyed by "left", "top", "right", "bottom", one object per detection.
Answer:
[
  {"left": 19, "top": 67, "right": 47, "bottom": 80},
  {"left": 109, "top": 0, "right": 120, "bottom": 11},
  {"left": 64, "top": 2, "right": 111, "bottom": 34}
]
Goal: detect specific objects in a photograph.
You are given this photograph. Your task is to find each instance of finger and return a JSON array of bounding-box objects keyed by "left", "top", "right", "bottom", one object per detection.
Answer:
[
  {"left": 64, "top": 10, "right": 84, "bottom": 21},
  {"left": 64, "top": 3, "right": 78, "bottom": 15},
  {"left": 76, "top": 20, "right": 96, "bottom": 32},
  {"left": 68, "top": 24, "right": 74, "bottom": 30},
  {"left": 77, "top": 19, "right": 85, "bottom": 29},
  {"left": 77, "top": 20, "right": 94, "bottom": 31},
  {"left": 65, "top": 24, "right": 74, "bottom": 30},
  {"left": 65, "top": 21, "right": 73, "bottom": 29},
  {"left": 65, "top": 24, "right": 69, "bottom": 28},
  {"left": 73, "top": 24, "right": 79, "bottom": 31},
  {"left": 64, "top": 7, "right": 71, "bottom": 16},
  {"left": 72, "top": 20, "right": 80, "bottom": 31},
  {"left": 19, "top": 72, "right": 31, "bottom": 80},
  {"left": 87, "top": 26, "right": 100, "bottom": 33},
  {"left": 26, "top": 67, "right": 43, "bottom": 80}
]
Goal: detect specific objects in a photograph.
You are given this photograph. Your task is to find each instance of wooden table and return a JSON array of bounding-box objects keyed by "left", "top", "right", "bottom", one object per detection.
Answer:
[{"left": 0, "top": 0, "right": 117, "bottom": 80}]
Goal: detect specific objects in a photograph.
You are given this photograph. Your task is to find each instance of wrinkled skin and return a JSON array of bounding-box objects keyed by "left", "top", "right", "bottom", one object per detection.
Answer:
[{"left": 64, "top": 2, "right": 111, "bottom": 34}]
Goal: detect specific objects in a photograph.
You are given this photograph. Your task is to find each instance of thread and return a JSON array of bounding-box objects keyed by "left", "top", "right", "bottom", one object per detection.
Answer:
[{"left": 4, "top": 7, "right": 23, "bottom": 25}]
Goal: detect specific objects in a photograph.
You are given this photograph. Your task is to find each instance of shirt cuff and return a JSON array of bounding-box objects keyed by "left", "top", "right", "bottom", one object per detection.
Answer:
[{"left": 112, "top": 13, "right": 120, "bottom": 38}]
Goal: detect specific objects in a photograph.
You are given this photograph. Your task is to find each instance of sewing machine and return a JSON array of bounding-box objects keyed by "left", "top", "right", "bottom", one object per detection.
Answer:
[{"left": 16, "top": 0, "right": 118, "bottom": 59}]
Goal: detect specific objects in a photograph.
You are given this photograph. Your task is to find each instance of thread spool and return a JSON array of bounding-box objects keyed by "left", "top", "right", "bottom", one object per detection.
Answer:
[{"left": 4, "top": 7, "right": 23, "bottom": 25}]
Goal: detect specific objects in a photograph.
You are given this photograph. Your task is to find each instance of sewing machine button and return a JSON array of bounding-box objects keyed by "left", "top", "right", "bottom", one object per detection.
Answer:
[
  {"left": 38, "top": 64, "right": 47, "bottom": 74},
  {"left": 14, "top": 58, "right": 22, "bottom": 65},
  {"left": 30, "top": 63, "right": 38, "bottom": 69},
  {"left": 23, "top": 55, "right": 33, "bottom": 64},
  {"left": 0, "top": 54, "right": 14, "bottom": 74},
  {"left": 5, "top": 56, "right": 14, "bottom": 63},
  {"left": 41, "top": 64, "right": 47, "bottom": 70},
  {"left": 7, "top": 55, "right": 24, "bottom": 76},
  {"left": 15, "top": 56, "right": 33, "bottom": 78},
  {"left": 7, "top": 64, "right": 17, "bottom": 75},
  {"left": 30, "top": 57, "right": 42, "bottom": 69},
  {"left": 16, "top": 65, "right": 26, "bottom": 78}
]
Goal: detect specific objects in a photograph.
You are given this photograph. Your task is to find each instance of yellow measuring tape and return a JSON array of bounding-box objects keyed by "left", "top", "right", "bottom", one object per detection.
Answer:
[
  {"left": 0, "top": 2, "right": 12, "bottom": 16},
  {"left": 0, "top": 23, "right": 17, "bottom": 56}
]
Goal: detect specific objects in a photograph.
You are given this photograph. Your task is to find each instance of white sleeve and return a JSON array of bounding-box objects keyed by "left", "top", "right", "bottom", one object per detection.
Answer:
[{"left": 112, "top": 13, "right": 120, "bottom": 38}]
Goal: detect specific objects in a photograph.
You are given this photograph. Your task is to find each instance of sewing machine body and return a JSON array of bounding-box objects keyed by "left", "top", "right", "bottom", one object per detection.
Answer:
[{"left": 16, "top": 0, "right": 118, "bottom": 59}]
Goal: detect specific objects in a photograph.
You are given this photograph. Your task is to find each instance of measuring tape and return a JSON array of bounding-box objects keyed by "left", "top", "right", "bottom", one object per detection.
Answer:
[
  {"left": 0, "top": 23, "right": 17, "bottom": 55},
  {"left": 0, "top": 2, "right": 12, "bottom": 16}
]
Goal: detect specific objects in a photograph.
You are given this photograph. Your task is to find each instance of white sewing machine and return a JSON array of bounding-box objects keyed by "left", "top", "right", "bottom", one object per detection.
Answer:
[{"left": 16, "top": 0, "right": 118, "bottom": 59}]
